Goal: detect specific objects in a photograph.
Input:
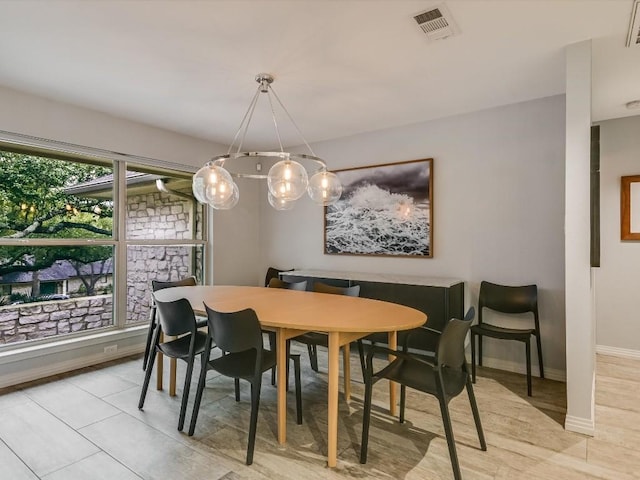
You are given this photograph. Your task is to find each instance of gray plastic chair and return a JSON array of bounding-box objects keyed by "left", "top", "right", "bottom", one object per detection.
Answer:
[
  {"left": 138, "top": 297, "right": 208, "bottom": 431},
  {"left": 142, "top": 276, "right": 198, "bottom": 371},
  {"left": 470, "top": 281, "right": 543, "bottom": 396},
  {"left": 360, "top": 307, "right": 486, "bottom": 480},
  {"left": 293, "top": 282, "right": 360, "bottom": 372},
  {"left": 189, "top": 305, "right": 302, "bottom": 465}
]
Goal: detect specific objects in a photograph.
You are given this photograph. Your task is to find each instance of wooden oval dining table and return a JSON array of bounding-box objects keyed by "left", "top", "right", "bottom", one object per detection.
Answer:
[{"left": 153, "top": 285, "right": 426, "bottom": 467}]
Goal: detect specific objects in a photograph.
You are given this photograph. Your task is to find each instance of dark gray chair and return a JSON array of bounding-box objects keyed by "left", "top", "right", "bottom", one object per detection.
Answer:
[
  {"left": 470, "top": 281, "right": 543, "bottom": 396},
  {"left": 360, "top": 308, "right": 486, "bottom": 480},
  {"left": 138, "top": 297, "right": 208, "bottom": 431},
  {"left": 264, "top": 266, "right": 294, "bottom": 288},
  {"left": 188, "top": 305, "right": 302, "bottom": 465},
  {"left": 142, "top": 276, "right": 198, "bottom": 371},
  {"left": 293, "top": 282, "right": 360, "bottom": 372}
]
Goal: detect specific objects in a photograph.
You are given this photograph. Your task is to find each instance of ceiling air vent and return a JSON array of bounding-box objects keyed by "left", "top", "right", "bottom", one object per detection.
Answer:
[
  {"left": 626, "top": 0, "right": 640, "bottom": 47},
  {"left": 413, "top": 3, "right": 459, "bottom": 42}
]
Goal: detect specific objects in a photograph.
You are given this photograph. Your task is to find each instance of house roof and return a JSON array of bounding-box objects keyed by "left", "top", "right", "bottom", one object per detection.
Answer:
[{"left": 1, "top": 259, "right": 113, "bottom": 284}]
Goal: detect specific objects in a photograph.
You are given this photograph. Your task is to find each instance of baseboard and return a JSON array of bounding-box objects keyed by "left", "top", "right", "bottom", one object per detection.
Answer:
[
  {"left": 596, "top": 344, "right": 640, "bottom": 359},
  {"left": 471, "top": 354, "right": 566, "bottom": 382},
  {"left": 564, "top": 414, "right": 595, "bottom": 436},
  {"left": 0, "top": 344, "right": 143, "bottom": 389}
]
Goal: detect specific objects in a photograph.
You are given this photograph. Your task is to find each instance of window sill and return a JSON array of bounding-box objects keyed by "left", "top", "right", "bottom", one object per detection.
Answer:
[{"left": 0, "top": 326, "right": 147, "bottom": 388}]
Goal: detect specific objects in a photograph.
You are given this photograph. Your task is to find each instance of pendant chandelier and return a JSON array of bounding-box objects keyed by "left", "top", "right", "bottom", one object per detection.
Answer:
[{"left": 192, "top": 73, "right": 343, "bottom": 210}]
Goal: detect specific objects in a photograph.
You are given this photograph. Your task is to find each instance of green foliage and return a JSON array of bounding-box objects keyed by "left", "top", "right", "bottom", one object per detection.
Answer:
[
  {"left": 0, "top": 151, "right": 113, "bottom": 237},
  {"left": 0, "top": 151, "right": 114, "bottom": 280}
]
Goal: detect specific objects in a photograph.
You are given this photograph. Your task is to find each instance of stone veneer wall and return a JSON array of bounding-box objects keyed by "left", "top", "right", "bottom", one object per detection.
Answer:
[
  {"left": 126, "top": 191, "right": 200, "bottom": 324},
  {"left": 0, "top": 295, "right": 112, "bottom": 344},
  {"left": 0, "top": 190, "right": 201, "bottom": 343}
]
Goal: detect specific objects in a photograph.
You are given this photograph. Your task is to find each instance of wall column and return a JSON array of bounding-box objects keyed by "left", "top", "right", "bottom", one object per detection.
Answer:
[{"left": 564, "top": 40, "right": 595, "bottom": 435}]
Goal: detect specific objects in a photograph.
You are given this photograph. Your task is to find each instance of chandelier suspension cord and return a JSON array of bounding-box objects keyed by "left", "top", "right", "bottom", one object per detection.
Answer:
[
  {"left": 269, "top": 85, "right": 317, "bottom": 158},
  {"left": 266, "top": 86, "right": 285, "bottom": 153},
  {"left": 226, "top": 84, "right": 262, "bottom": 155}
]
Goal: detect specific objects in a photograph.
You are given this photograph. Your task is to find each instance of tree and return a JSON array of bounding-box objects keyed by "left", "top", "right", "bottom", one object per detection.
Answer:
[{"left": 0, "top": 151, "right": 114, "bottom": 297}]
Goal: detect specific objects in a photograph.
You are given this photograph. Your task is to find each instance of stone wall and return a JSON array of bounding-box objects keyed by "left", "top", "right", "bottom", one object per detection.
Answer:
[
  {"left": 0, "top": 190, "right": 201, "bottom": 343},
  {"left": 126, "top": 191, "right": 200, "bottom": 324},
  {"left": 0, "top": 295, "right": 112, "bottom": 344}
]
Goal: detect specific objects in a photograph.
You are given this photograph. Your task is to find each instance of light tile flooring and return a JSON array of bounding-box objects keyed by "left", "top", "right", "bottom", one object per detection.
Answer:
[{"left": 0, "top": 350, "right": 637, "bottom": 479}]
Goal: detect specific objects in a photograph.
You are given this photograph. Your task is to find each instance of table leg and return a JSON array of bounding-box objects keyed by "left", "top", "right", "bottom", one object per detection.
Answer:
[
  {"left": 388, "top": 330, "right": 398, "bottom": 416},
  {"left": 342, "top": 343, "right": 351, "bottom": 402},
  {"left": 169, "top": 358, "right": 177, "bottom": 397},
  {"left": 156, "top": 332, "right": 164, "bottom": 391},
  {"left": 276, "top": 328, "right": 287, "bottom": 444},
  {"left": 327, "top": 332, "right": 340, "bottom": 467}
]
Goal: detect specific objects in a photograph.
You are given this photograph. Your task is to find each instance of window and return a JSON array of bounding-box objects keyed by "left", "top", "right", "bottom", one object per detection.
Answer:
[
  {"left": 0, "top": 145, "right": 205, "bottom": 347},
  {"left": 124, "top": 164, "right": 204, "bottom": 326}
]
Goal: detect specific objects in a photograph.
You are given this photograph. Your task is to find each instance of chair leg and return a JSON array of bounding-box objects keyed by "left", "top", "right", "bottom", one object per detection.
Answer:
[
  {"left": 470, "top": 332, "right": 477, "bottom": 383},
  {"left": 235, "top": 378, "right": 241, "bottom": 401},
  {"left": 291, "top": 354, "right": 303, "bottom": 425},
  {"left": 437, "top": 395, "right": 462, "bottom": 480},
  {"left": 478, "top": 333, "right": 483, "bottom": 367},
  {"left": 525, "top": 338, "right": 532, "bottom": 397},
  {"left": 138, "top": 327, "right": 161, "bottom": 409},
  {"left": 535, "top": 332, "right": 545, "bottom": 379},
  {"left": 399, "top": 385, "right": 407, "bottom": 424},
  {"left": 465, "top": 373, "right": 487, "bottom": 450},
  {"left": 188, "top": 354, "right": 209, "bottom": 436},
  {"left": 246, "top": 381, "right": 262, "bottom": 465},
  {"left": 357, "top": 340, "right": 366, "bottom": 381},
  {"left": 307, "top": 344, "right": 319, "bottom": 372},
  {"left": 177, "top": 355, "right": 195, "bottom": 431},
  {"left": 359, "top": 371, "right": 374, "bottom": 464},
  {"left": 142, "top": 320, "right": 155, "bottom": 371}
]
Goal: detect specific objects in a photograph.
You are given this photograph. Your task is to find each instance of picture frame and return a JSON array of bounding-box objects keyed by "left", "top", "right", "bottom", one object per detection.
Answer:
[
  {"left": 324, "top": 158, "right": 433, "bottom": 257},
  {"left": 621, "top": 175, "right": 640, "bottom": 240}
]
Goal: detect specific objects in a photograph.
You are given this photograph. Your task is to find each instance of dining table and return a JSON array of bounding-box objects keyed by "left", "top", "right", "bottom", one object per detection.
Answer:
[{"left": 152, "top": 284, "right": 426, "bottom": 467}]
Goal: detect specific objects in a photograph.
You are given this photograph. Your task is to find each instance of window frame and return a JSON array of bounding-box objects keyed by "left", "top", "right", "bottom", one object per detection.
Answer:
[{"left": 0, "top": 131, "right": 208, "bottom": 351}]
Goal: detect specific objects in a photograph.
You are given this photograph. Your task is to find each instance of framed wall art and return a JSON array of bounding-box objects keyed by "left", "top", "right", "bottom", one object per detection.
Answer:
[
  {"left": 621, "top": 175, "right": 640, "bottom": 240},
  {"left": 324, "top": 158, "right": 433, "bottom": 257}
]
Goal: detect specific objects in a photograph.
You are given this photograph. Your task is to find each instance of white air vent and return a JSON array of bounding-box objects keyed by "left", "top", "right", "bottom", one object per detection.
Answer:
[
  {"left": 413, "top": 3, "right": 459, "bottom": 42},
  {"left": 626, "top": 0, "right": 640, "bottom": 47}
]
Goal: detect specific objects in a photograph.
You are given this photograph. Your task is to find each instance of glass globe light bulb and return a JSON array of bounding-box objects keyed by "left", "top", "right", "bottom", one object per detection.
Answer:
[
  {"left": 308, "top": 171, "right": 343, "bottom": 206},
  {"left": 267, "top": 159, "right": 308, "bottom": 201},
  {"left": 213, "top": 181, "right": 239, "bottom": 210},
  {"left": 268, "top": 191, "right": 295, "bottom": 210},
  {"left": 193, "top": 163, "right": 233, "bottom": 205}
]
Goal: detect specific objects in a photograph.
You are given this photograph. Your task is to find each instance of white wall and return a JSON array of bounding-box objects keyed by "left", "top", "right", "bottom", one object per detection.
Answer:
[
  {"left": 261, "top": 95, "right": 567, "bottom": 377},
  {"left": 596, "top": 114, "right": 640, "bottom": 354}
]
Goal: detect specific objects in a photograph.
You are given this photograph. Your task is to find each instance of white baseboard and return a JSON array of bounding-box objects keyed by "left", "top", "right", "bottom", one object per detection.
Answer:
[
  {"left": 0, "top": 344, "right": 143, "bottom": 389},
  {"left": 565, "top": 414, "right": 595, "bottom": 436},
  {"left": 596, "top": 344, "right": 640, "bottom": 359},
  {"left": 472, "top": 355, "right": 566, "bottom": 382}
]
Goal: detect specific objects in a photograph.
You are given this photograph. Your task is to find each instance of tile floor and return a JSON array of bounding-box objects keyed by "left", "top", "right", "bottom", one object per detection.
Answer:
[{"left": 0, "top": 348, "right": 637, "bottom": 479}]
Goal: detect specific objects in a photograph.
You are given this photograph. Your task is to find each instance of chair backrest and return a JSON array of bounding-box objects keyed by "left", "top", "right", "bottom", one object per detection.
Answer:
[
  {"left": 478, "top": 281, "right": 538, "bottom": 323},
  {"left": 264, "top": 267, "right": 294, "bottom": 287},
  {"left": 152, "top": 276, "right": 197, "bottom": 292},
  {"left": 268, "top": 278, "right": 307, "bottom": 291},
  {"left": 154, "top": 297, "right": 198, "bottom": 337},
  {"left": 313, "top": 281, "right": 360, "bottom": 297},
  {"left": 437, "top": 307, "right": 475, "bottom": 369},
  {"left": 204, "top": 304, "right": 263, "bottom": 354}
]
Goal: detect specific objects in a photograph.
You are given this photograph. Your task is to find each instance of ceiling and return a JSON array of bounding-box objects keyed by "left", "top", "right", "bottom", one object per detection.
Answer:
[{"left": 1, "top": 0, "right": 638, "bottom": 150}]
